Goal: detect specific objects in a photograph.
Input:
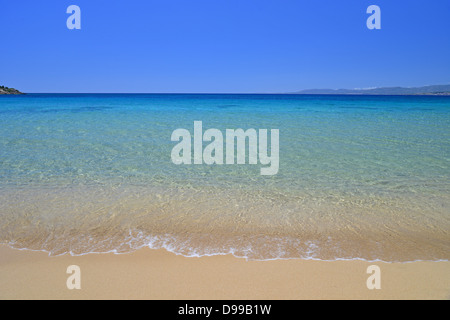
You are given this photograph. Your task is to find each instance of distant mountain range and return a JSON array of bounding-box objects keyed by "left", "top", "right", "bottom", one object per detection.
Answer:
[{"left": 290, "top": 85, "right": 450, "bottom": 95}]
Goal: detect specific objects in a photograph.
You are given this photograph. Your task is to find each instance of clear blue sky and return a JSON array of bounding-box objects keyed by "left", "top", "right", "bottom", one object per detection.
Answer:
[{"left": 1, "top": 0, "right": 449, "bottom": 93}]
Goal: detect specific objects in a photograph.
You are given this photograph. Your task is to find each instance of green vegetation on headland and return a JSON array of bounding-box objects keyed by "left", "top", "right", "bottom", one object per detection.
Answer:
[
  {"left": 0, "top": 85, "right": 24, "bottom": 95},
  {"left": 290, "top": 85, "right": 450, "bottom": 95}
]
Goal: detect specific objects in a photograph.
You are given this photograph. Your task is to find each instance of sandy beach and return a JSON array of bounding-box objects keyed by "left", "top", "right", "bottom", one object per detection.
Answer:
[
  {"left": 0, "top": 245, "right": 448, "bottom": 300},
  {"left": 2, "top": 0, "right": 450, "bottom": 303}
]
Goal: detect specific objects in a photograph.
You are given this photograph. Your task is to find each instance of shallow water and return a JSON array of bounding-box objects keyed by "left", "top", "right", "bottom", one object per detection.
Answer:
[{"left": 0, "top": 94, "right": 449, "bottom": 261}]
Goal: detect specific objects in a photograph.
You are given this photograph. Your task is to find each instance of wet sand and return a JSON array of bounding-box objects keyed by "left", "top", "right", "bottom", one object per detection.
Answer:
[{"left": 0, "top": 245, "right": 448, "bottom": 300}]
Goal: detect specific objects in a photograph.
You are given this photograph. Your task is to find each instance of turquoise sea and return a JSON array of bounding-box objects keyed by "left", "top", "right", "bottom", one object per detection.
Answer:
[{"left": 0, "top": 94, "right": 449, "bottom": 261}]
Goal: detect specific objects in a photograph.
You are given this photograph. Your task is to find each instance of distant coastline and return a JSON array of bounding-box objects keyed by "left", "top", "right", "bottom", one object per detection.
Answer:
[
  {"left": 2, "top": 84, "right": 450, "bottom": 96},
  {"left": 0, "top": 86, "right": 24, "bottom": 95},
  {"left": 289, "top": 84, "right": 450, "bottom": 96}
]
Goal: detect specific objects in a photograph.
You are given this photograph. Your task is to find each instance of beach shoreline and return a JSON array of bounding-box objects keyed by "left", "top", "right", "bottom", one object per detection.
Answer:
[{"left": 0, "top": 245, "right": 448, "bottom": 300}]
